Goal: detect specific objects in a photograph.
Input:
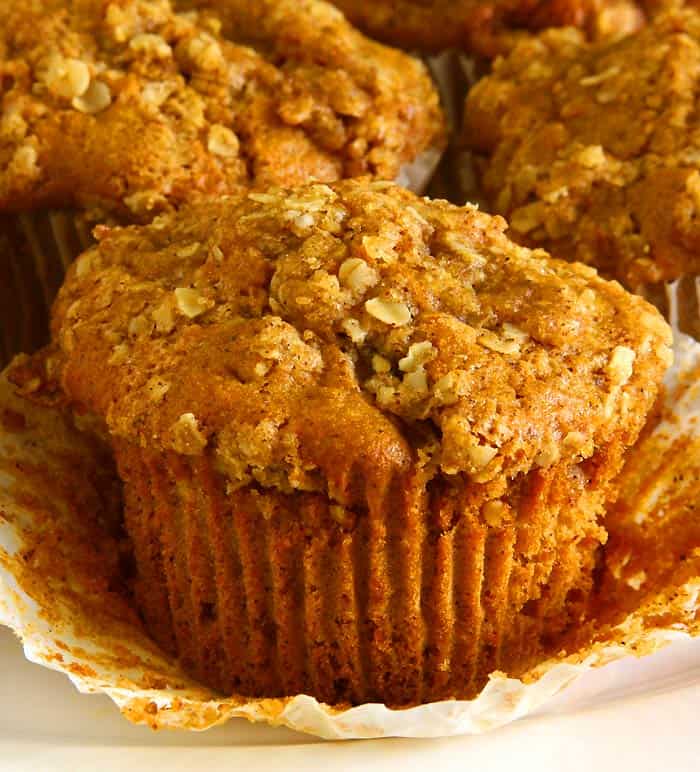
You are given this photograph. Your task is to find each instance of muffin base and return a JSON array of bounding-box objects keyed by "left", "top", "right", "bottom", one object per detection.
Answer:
[{"left": 115, "top": 441, "right": 618, "bottom": 706}]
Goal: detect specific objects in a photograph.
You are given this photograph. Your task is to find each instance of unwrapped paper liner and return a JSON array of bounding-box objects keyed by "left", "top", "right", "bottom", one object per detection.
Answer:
[{"left": 0, "top": 329, "right": 698, "bottom": 739}]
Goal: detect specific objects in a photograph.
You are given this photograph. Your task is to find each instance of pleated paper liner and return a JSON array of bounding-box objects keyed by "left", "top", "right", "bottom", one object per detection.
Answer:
[
  {"left": 0, "top": 210, "right": 94, "bottom": 367},
  {"left": 0, "top": 332, "right": 698, "bottom": 739},
  {"left": 112, "top": 437, "right": 608, "bottom": 707},
  {"left": 640, "top": 276, "right": 700, "bottom": 342}
]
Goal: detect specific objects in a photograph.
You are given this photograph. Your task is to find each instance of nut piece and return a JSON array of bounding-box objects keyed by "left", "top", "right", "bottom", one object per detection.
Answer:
[
  {"left": 479, "top": 330, "right": 520, "bottom": 355},
  {"left": 152, "top": 300, "right": 175, "bottom": 333},
  {"left": 502, "top": 323, "right": 529, "bottom": 343},
  {"left": 340, "top": 318, "right": 367, "bottom": 343},
  {"left": 187, "top": 35, "right": 225, "bottom": 71},
  {"left": 10, "top": 145, "right": 39, "bottom": 178},
  {"left": 171, "top": 412, "right": 208, "bottom": 455},
  {"left": 467, "top": 443, "right": 498, "bottom": 469},
  {"left": 174, "top": 287, "right": 214, "bottom": 319},
  {"left": 129, "top": 33, "right": 173, "bottom": 58},
  {"left": 575, "top": 145, "right": 606, "bottom": 169},
  {"left": 145, "top": 376, "right": 170, "bottom": 402},
  {"left": 535, "top": 444, "right": 561, "bottom": 468},
  {"left": 563, "top": 431, "right": 588, "bottom": 452},
  {"left": 128, "top": 314, "right": 154, "bottom": 338},
  {"left": 626, "top": 570, "right": 647, "bottom": 591},
  {"left": 365, "top": 297, "right": 411, "bottom": 326},
  {"left": 482, "top": 500, "right": 509, "bottom": 527},
  {"left": 338, "top": 258, "right": 379, "bottom": 294},
  {"left": 403, "top": 368, "right": 428, "bottom": 394},
  {"left": 207, "top": 124, "right": 240, "bottom": 158},
  {"left": 433, "top": 371, "right": 463, "bottom": 406},
  {"left": 43, "top": 55, "right": 90, "bottom": 100},
  {"left": 175, "top": 242, "right": 200, "bottom": 258},
  {"left": 372, "top": 354, "right": 392, "bottom": 373},
  {"left": 399, "top": 341, "right": 436, "bottom": 372},
  {"left": 607, "top": 345, "right": 636, "bottom": 386},
  {"left": 362, "top": 235, "right": 397, "bottom": 263},
  {"left": 72, "top": 80, "right": 112, "bottom": 114}
]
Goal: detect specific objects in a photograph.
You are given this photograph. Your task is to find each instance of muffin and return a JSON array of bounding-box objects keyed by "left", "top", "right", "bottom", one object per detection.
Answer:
[
  {"left": 464, "top": 8, "right": 700, "bottom": 335},
  {"left": 34, "top": 180, "right": 672, "bottom": 706},
  {"left": 0, "top": 0, "right": 444, "bottom": 362},
  {"left": 313, "top": 0, "right": 644, "bottom": 56}
]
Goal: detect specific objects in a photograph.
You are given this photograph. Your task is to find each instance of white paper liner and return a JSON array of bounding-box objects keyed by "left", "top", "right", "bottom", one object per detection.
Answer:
[
  {"left": 0, "top": 331, "right": 698, "bottom": 740},
  {"left": 424, "top": 51, "right": 486, "bottom": 206},
  {"left": 395, "top": 146, "right": 444, "bottom": 195}
]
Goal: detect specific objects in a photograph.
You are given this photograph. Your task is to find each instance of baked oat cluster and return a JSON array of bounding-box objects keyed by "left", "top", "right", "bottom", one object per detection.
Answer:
[
  {"left": 465, "top": 7, "right": 700, "bottom": 292},
  {"left": 50, "top": 180, "right": 671, "bottom": 495},
  {"left": 324, "top": 0, "right": 644, "bottom": 56},
  {"left": 0, "top": 0, "right": 444, "bottom": 220}
]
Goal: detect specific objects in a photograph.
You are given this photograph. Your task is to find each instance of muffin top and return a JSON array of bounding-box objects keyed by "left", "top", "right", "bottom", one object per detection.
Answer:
[
  {"left": 44, "top": 181, "right": 672, "bottom": 506},
  {"left": 465, "top": 9, "right": 700, "bottom": 290},
  {"left": 0, "top": 0, "right": 444, "bottom": 220},
  {"left": 315, "top": 0, "right": 643, "bottom": 56}
]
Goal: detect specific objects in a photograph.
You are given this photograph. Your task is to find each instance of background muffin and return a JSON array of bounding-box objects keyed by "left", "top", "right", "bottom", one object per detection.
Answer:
[
  {"left": 43, "top": 180, "right": 671, "bottom": 706},
  {"left": 0, "top": 0, "right": 444, "bottom": 363},
  {"left": 313, "top": 0, "right": 644, "bottom": 56},
  {"left": 464, "top": 8, "right": 700, "bottom": 334}
]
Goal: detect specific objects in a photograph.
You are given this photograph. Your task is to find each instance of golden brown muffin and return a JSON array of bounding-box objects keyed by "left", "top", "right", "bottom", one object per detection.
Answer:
[
  {"left": 44, "top": 180, "right": 670, "bottom": 706},
  {"left": 0, "top": 0, "right": 444, "bottom": 362},
  {"left": 464, "top": 9, "right": 700, "bottom": 331},
  {"left": 314, "top": 0, "right": 644, "bottom": 56}
]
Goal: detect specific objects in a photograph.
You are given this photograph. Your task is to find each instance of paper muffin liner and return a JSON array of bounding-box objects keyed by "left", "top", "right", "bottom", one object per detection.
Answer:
[
  {"left": 424, "top": 51, "right": 487, "bottom": 207},
  {"left": 0, "top": 210, "right": 94, "bottom": 367},
  {"left": 112, "top": 438, "right": 610, "bottom": 708},
  {"left": 640, "top": 276, "right": 700, "bottom": 342},
  {"left": 396, "top": 147, "right": 444, "bottom": 195},
  {"left": 0, "top": 330, "right": 699, "bottom": 739}
]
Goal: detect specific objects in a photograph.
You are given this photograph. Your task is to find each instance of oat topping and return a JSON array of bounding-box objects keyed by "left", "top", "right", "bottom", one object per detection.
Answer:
[
  {"left": 465, "top": 8, "right": 700, "bottom": 289},
  {"left": 171, "top": 412, "right": 208, "bottom": 454},
  {"left": 49, "top": 180, "right": 671, "bottom": 500},
  {"left": 71, "top": 80, "right": 112, "bottom": 114},
  {"left": 325, "top": 0, "right": 643, "bottom": 57},
  {"left": 365, "top": 298, "right": 412, "bottom": 327},
  {"left": 0, "top": 0, "right": 444, "bottom": 217}
]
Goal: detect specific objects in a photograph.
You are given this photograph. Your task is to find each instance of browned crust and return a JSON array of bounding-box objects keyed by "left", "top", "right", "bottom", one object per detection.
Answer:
[
  {"left": 47, "top": 181, "right": 671, "bottom": 489},
  {"left": 321, "top": 0, "right": 644, "bottom": 56},
  {"left": 0, "top": 0, "right": 445, "bottom": 219},
  {"left": 464, "top": 9, "right": 700, "bottom": 290}
]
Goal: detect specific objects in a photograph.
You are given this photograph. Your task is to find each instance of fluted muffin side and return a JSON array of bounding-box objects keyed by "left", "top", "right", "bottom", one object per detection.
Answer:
[{"left": 115, "top": 430, "right": 624, "bottom": 705}]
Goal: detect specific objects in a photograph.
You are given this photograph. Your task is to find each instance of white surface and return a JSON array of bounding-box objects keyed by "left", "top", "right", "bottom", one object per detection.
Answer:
[{"left": 1, "top": 626, "right": 699, "bottom": 772}]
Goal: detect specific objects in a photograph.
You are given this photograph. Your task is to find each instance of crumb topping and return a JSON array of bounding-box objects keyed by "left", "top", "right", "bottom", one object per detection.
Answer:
[
  {"left": 0, "top": 0, "right": 444, "bottom": 218},
  {"left": 324, "top": 0, "right": 643, "bottom": 57},
  {"left": 50, "top": 180, "right": 671, "bottom": 503},
  {"left": 465, "top": 9, "right": 700, "bottom": 289}
]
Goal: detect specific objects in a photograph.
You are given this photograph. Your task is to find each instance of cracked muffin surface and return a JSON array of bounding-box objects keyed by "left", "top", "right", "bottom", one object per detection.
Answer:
[
  {"left": 319, "top": 0, "right": 643, "bottom": 56},
  {"left": 464, "top": 9, "right": 700, "bottom": 293},
  {"left": 0, "top": 0, "right": 444, "bottom": 221},
  {"left": 33, "top": 180, "right": 671, "bottom": 705},
  {"left": 49, "top": 180, "right": 671, "bottom": 490}
]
